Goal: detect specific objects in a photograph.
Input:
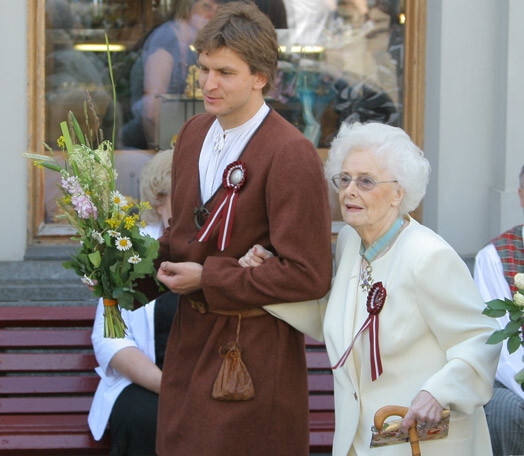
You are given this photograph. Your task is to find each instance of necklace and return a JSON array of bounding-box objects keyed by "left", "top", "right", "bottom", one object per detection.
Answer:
[
  {"left": 360, "top": 261, "right": 374, "bottom": 292},
  {"left": 359, "top": 216, "right": 405, "bottom": 292}
]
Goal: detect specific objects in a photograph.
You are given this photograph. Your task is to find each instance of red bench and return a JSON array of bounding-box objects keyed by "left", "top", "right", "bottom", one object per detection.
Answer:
[{"left": 0, "top": 305, "right": 334, "bottom": 455}]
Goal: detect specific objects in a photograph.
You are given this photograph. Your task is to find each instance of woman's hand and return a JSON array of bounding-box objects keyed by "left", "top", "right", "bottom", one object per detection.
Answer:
[
  {"left": 400, "top": 390, "right": 444, "bottom": 434},
  {"left": 238, "top": 244, "right": 274, "bottom": 268}
]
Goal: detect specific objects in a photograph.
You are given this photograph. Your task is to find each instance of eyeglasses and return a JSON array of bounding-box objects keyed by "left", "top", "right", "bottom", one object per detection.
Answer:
[{"left": 331, "top": 173, "right": 398, "bottom": 192}]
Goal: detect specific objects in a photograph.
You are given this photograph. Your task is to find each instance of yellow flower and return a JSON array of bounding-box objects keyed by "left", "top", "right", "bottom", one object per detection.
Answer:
[
  {"left": 62, "top": 195, "right": 71, "bottom": 204},
  {"left": 34, "top": 161, "right": 43, "bottom": 169},
  {"left": 57, "top": 136, "right": 66, "bottom": 149},
  {"left": 105, "top": 217, "right": 122, "bottom": 229},
  {"left": 141, "top": 220, "right": 146, "bottom": 228},
  {"left": 139, "top": 201, "right": 152, "bottom": 210},
  {"left": 124, "top": 216, "right": 136, "bottom": 230}
]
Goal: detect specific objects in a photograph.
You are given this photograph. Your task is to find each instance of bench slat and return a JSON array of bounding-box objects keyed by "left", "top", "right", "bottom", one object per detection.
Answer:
[
  {"left": 0, "top": 433, "right": 109, "bottom": 454},
  {"left": 309, "top": 430, "right": 336, "bottom": 452},
  {"left": 307, "top": 374, "right": 334, "bottom": 392},
  {"left": 0, "top": 376, "right": 99, "bottom": 394},
  {"left": 0, "top": 306, "right": 96, "bottom": 327},
  {"left": 0, "top": 353, "right": 97, "bottom": 372},
  {"left": 308, "top": 395, "right": 335, "bottom": 412},
  {"left": 309, "top": 411, "right": 336, "bottom": 430},
  {"left": 0, "top": 397, "right": 93, "bottom": 414},
  {"left": 0, "top": 329, "right": 92, "bottom": 348},
  {"left": 305, "top": 351, "right": 332, "bottom": 370}
]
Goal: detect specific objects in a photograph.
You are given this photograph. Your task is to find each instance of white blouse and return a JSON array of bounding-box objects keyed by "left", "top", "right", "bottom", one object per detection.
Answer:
[{"left": 198, "top": 103, "right": 269, "bottom": 203}]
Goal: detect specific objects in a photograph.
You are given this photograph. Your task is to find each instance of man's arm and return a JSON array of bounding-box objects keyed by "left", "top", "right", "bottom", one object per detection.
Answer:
[{"left": 201, "top": 138, "right": 333, "bottom": 310}]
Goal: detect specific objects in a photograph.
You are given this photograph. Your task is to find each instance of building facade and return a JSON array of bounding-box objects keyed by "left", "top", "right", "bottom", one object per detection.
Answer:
[{"left": 1, "top": 0, "right": 523, "bottom": 261}]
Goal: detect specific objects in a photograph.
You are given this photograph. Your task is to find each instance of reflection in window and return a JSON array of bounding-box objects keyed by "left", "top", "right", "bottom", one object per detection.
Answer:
[{"left": 43, "top": 0, "right": 404, "bottom": 223}]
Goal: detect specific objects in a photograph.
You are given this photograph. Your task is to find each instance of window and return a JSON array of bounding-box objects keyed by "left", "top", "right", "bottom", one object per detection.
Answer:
[{"left": 28, "top": 0, "right": 425, "bottom": 238}]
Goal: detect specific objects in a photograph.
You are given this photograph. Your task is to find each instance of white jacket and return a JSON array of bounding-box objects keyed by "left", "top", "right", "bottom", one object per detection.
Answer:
[{"left": 266, "top": 218, "right": 500, "bottom": 455}]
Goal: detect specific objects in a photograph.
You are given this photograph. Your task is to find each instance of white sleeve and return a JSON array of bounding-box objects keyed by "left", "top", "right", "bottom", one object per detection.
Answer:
[
  {"left": 473, "top": 244, "right": 511, "bottom": 302},
  {"left": 91, "top": 298, "right": 139, "bottom": 378},
  {"left": 415, "top": 244, "right": 501, "bottom": 413},
  {"left": 474, "top": 244, "right": 524, "bottom": 400}
]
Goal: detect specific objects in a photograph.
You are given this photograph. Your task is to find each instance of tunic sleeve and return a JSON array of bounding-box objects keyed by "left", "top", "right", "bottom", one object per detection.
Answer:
[
  {"left": 201, "top": 136, "right": 333, "bottom": 309},
  {"left": 414, "top": 243, "right": 501, "bottom": 413}
]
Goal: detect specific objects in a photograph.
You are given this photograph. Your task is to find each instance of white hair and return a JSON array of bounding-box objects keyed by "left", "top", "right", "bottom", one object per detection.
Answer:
[{"left": 324, "top": 122, "right": 431, "bottom": 216}]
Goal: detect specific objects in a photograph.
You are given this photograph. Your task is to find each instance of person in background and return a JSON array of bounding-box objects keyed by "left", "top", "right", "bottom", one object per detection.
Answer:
[
  {"left": 473, "top": 164, "right": 524, "bottom": 456},
  {"left": 123, "top": 0, "right": 221, "bottom": 149},
  {"left": 241, "top": 122, "right": 500, "bottom": 455},
  {"left": 135, "top": 2, "right": 333, "bottom": 454},
  {"left": 88, "top": 150, "right": 178, "bottom": 456}
]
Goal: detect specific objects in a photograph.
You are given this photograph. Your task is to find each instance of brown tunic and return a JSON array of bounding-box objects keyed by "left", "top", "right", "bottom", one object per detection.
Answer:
[{"left": 146, "top": 110, "right": 332, "bottom": 455}]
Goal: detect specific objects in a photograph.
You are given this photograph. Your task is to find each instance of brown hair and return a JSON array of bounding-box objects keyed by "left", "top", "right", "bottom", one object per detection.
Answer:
[{"left": 193, "top": 1, "right": 279, "bottom": 94}]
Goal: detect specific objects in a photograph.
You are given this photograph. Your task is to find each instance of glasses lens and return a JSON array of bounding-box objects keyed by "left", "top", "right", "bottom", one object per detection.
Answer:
[{"left": 356, "top": 176, "right": 376, "bottom": 191}]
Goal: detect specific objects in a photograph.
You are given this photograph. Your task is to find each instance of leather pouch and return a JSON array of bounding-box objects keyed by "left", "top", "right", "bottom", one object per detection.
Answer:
[{"left": 212, "top": 314, "right": 255, "bottom": 401}]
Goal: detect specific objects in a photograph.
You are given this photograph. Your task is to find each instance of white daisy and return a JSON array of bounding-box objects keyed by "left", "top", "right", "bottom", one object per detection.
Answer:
[
  {"left": 81, "top": 275, "right": 95, "bottom": 286},
  {"left": 91, "top": 230, "right": 104, "bottom": 244},
  {"left": 115, "top": 236, "right": 132, "bottom": 251},
  {"left": 128, "top": 255, "right": 142, "bottom": 264},
  {"left": 111, "top": 191, "right": 128, "bottom": 209},
  {"left": 108, "top": 230, "right": 120, "bottom": 238}
]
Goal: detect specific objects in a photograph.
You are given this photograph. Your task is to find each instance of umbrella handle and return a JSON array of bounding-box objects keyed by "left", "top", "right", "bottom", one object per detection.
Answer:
[{"left": 374, "top": 405, "right": 421, "bottom": 456}]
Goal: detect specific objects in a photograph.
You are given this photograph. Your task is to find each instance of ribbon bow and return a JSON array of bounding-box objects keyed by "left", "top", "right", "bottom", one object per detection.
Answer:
[
  {"left": 332, "top": 282, "right": 386, "bottom": 381},
  {"left": 197, "top": 161, "right": 247, "bottom": 251}
]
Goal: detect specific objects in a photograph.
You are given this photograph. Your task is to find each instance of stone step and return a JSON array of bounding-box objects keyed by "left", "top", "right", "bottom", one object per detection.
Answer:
[{"left": 0, "top": 283, "right": 95, "bottom": 302}]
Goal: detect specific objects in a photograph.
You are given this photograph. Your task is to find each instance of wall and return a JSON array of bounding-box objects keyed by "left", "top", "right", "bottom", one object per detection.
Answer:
[
  {"left": 424, "top": 0, "right": 524, "bottom": 256},
  {"left": 0, "top": 0, "right": 27, "bottom": 261}
]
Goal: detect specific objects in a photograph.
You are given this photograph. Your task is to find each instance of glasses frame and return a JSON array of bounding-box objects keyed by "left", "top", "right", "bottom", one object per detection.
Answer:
[{"left": 331, "top": 173, "right": 398, "bottom": 192}]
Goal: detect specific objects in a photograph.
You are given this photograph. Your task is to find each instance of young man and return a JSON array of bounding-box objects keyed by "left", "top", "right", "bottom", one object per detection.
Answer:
[{"left": 141, "top": 2, "right": 333, "bottom": 454}]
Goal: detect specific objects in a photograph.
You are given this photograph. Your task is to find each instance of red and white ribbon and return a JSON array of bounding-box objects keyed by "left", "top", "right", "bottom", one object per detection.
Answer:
[
  {"left": 197, "top": 161, "right": 247, "bottom": 251},
  {"left": 332, "top": 282, "right": 386, "bottom": 381}
]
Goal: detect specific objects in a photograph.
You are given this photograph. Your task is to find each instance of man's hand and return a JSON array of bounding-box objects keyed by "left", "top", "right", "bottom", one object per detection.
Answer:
[
  {"left": 400, "top": 390, "right": 444, "bottom": 435},
  {"left": 238, "top": 244, "right": 274, "bottom": 267},
  {"left": 157, "top": 261, "right": 203, "bottom": 294}
]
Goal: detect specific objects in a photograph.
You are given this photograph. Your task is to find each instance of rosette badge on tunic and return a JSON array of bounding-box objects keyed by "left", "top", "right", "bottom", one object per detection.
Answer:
[{"left": 197, "top": 161, "right": 247, "bottom": 251}]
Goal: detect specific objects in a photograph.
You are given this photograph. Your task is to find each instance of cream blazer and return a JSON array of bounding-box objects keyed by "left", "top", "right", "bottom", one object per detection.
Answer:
[{"left": 265, "top": 218, "right": 501, "bottom": 456}]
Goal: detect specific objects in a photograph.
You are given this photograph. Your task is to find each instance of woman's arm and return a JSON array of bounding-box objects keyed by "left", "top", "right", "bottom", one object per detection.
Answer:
[
  {"left": 109, "top": 347, "right": 162, "bottom": 394},
  {"left": 413, "top": 242, "right": 501, "bottom": 414}
]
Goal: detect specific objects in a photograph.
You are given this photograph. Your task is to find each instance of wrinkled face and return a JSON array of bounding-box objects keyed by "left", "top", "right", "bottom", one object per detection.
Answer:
[
  {"left": 198, "top": 46, "right": 267, "bottom": 129},
  {"left": 189, "top": 0, "right": 219, "bottom": 30},
  {"left": 338, "top": 148, "right": 404, "bottom": 245}
]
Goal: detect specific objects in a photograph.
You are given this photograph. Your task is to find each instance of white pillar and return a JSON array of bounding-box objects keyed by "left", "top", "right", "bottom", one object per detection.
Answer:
[
  {"left": 424, "top": 0, "right": 510, "bottom": 256},
  {"left": 0, "top": 0, "right": 28, "bottom": 260},
  {"left": 488, "top": 0, "right": 524, "bottom": 238}
]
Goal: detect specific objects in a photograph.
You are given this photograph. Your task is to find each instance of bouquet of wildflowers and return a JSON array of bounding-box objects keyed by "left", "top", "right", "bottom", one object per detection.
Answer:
[
  {"left": 483, "top": 272, "right": 524, "bottom": 390},
  {"left": 23, "top": 39, "right": 160, "bottom": 338}
]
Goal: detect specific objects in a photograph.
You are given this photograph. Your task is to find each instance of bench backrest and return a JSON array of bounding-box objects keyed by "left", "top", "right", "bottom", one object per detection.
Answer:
[{"left": 0, "top": 306, "right": 333, "bottom": 453}]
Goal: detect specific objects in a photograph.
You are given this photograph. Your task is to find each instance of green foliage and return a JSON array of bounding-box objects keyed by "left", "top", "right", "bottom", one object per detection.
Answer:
[{"left": 483, "top": 286, "right": 524, "bottom": 389}]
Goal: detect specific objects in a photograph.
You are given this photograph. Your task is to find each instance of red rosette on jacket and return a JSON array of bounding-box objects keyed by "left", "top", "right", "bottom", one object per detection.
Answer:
[
  {"left": 332, "top": 282, "right": 386, "bottom": 381},
  {"left": 197, "top": 161, "right": 247, "bottom": 251}
]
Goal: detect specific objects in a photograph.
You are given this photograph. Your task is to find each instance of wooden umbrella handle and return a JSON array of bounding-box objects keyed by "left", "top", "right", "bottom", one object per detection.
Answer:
[{"left": 374, "top": 405, "right": 421, "bottom": 456}]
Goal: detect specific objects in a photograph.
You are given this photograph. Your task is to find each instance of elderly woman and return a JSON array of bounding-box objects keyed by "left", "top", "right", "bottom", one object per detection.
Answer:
[{"left": 241, "top": 122, "right": 501, "bottom": 455}]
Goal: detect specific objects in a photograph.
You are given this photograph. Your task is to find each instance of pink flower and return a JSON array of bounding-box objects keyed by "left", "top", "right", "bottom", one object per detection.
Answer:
[{"left": 71, "top": 193, "right": 98, "bottom": 219}]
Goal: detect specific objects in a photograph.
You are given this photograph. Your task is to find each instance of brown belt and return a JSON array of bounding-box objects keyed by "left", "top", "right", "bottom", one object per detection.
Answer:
[{"left": 189, "top": 299, "right": 267, "bottom": 317}]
